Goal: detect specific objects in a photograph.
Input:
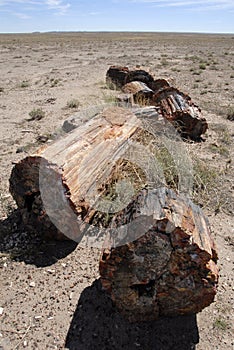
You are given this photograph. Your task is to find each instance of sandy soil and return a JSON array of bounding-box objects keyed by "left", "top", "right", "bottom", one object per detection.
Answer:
[{"left": 0, "top": 32, "right": 233, "bottom": 349}]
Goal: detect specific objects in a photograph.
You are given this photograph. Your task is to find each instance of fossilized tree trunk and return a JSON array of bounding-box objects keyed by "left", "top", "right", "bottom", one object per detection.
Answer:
[
  {"left": 99, "top": 187, "right": 218, "bottom": 322},
  {"left": 152, "top": 87, "right": 208, "bottom": 139},
  {"left": 9, "top": 107, "right": 144, "bottom": 240},
  {"left": 10, "top": 105, "right": 218, "bottom": 320}
]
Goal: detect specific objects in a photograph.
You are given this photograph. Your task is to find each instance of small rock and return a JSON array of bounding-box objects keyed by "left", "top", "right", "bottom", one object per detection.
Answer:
[
  {"left": 29, "top": 282, "right": 35, "bottom": 287},
  {"left": 0, "top": 307, "right": 4, "bottom": 315},
  {"left": 36, "top": 135, "right": 49, "bottom": 143},
  {"left": 16, "top": 147, "right": 24, "bottom": 153}
]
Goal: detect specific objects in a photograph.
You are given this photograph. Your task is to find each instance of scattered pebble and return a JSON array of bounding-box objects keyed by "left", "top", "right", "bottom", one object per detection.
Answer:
[
  {"left": 0, "top": 307, "right": 4, "bottom": 315},
  {"left": 29, "top": 282, "right": 36, "bottom": 287}
]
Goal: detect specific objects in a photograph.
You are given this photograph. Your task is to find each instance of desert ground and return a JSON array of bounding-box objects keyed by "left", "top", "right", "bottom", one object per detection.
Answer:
[{"left": 0, "top": 32, "right": 233, "bottom": 349}]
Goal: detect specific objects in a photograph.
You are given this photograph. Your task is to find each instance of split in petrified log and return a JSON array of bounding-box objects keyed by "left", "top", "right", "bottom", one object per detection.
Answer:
[
  {"left": 152, "top": 87, "right": 208, "bottom": 139},
  {"left": 122, "top": 81, "right": 154, "bottom": 104},
  {"left": 99, "top": 187, "right": 218, "bottom": 322}
]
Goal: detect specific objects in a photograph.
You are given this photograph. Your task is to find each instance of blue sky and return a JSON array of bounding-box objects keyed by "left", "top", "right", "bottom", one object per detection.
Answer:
[{"left": 0, "top": 0, "right": 233, "bottom": 33}]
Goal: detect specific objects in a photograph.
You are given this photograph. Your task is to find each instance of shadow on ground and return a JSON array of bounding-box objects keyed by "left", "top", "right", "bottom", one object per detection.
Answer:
[
  {"left": 0, "top": 209, "right": 77, "bottom": 267},
  {"left": 65, "top": 279, "right": 199, "bottom": 350}
]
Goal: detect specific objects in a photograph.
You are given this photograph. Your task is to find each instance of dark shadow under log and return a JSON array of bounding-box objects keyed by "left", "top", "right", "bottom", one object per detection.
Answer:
[{"left": 65, "top": 279, "right": 199, "bottom": 350}]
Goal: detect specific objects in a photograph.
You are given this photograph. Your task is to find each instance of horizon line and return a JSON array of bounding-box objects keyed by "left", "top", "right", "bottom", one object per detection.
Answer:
[{"left": 0, "top": 30, "right": 233, "bottom": 35}]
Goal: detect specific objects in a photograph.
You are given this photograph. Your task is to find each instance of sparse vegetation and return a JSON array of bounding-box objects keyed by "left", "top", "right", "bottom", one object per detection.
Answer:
[
  {"left": 213, "top": 318, "right": 228, "bottom": 331},
  {"left": 199, "top": 63, "right": 206, "bottom": 70},
  {"left": 28, "top": 108, "right": 45, "bottom": 121},
  {"left": 66, "top": 99, "right": 80, "bottom": 109},
  {"left": 50, "top": 78, "right": 60, "bottom": 87},
  {"left": 19, "top": 80, "right": 30, "bottom": 88},
  {"left": 227, "top": 105, "right": 234, "bottom": 121}
]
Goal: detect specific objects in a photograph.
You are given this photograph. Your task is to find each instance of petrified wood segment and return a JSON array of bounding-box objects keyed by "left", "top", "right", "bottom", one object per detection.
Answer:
[
  {"left": 106, "top": 66, "right": 154, "bottom": 89},
  {"left": 106, "top": 66, "right": 130, "bottom": 88},
  {"left": 152, "top": 87, "right": 208, "bottom": 139},
  {"left": 122, "top": 81, "right": 154, "bottom": 104},
  {"left": 10, "top": 105, "right": 218, "bottom": 320},
  {"left": 124, "top": 69, "right": 154, "bottom": 86},
  {"left": 106, "top": 66, "right": 208, "bottom": 139},
  {"left": 9, "top": 107, "right": 143, "bottom": 241},
  {"left": 99, "top": 188, "right": 218, "bottom": 322}
]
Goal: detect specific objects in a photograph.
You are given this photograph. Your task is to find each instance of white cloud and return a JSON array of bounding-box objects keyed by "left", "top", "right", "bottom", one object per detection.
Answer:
[
  {"left": 45, "top": 0, "right": 70, "bottom": 14},
  {"left": 0, "top": 0, "right": 71, "bottom": 15},
  {"left": 131, "top": 0, "right": 234, "bottom": 10}
]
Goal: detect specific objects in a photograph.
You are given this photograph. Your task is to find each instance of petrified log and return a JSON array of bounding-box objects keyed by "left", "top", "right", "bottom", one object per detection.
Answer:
[
  {"left": 106, "top": 66, "right": 154, "bottom": 89},
  {"left": 106, "top": 66, "right": 130, "bottom": 88},
  {"left": 122, "top": 81, "right": 154, "bottom": 104},
  {"left": 99, "top": 187, "right": 218, "bottom": 322},
  {"left": 152, "top": 87, "right": 208, "bottom": 139},
  {"left": 149, "top": 78, "right": 170, "bottom": 92},
  {"left": 10, "top": 106, "right": 157, "bottom": 241},
  {"left": 10, "top": 105, "right": 218, "bottom": 320},
  {"left": 124, "top": 69, "right": 154, "bottom": 86},
  {"left": 106, "top": 66, "right": 207, "bottom": 139}
]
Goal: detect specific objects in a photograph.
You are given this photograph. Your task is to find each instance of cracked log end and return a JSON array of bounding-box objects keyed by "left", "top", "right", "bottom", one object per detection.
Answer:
[
  {"left": 99, "top": 188, "right": 218, "bottom": 322},
  {"left": 9, "top": 156, "right": 68, "bottom": 240}
]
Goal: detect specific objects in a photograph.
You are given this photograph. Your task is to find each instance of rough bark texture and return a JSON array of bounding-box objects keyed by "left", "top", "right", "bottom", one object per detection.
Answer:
[{"left": 99, "top": 187, "right": 218, "bottom": 322}]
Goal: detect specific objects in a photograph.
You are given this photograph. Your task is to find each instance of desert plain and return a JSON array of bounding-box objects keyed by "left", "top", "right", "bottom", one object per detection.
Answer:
[{"left": 0, "top": 32, "right": 233, "bottom": 349}]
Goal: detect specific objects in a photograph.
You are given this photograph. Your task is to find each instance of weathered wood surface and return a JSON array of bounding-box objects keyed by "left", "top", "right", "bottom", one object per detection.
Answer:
[
  {"left": 122, "top": 81, "right": 154, "bottom": 103},
  {"left": 10, "top": 107, "right": 143, "bottom": 240},
  {"left": 99, "top": 187, "right": 218, "bottom": 322},
  {"left": 152, "top": 87, "right": 208, "bottom": 139}
]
